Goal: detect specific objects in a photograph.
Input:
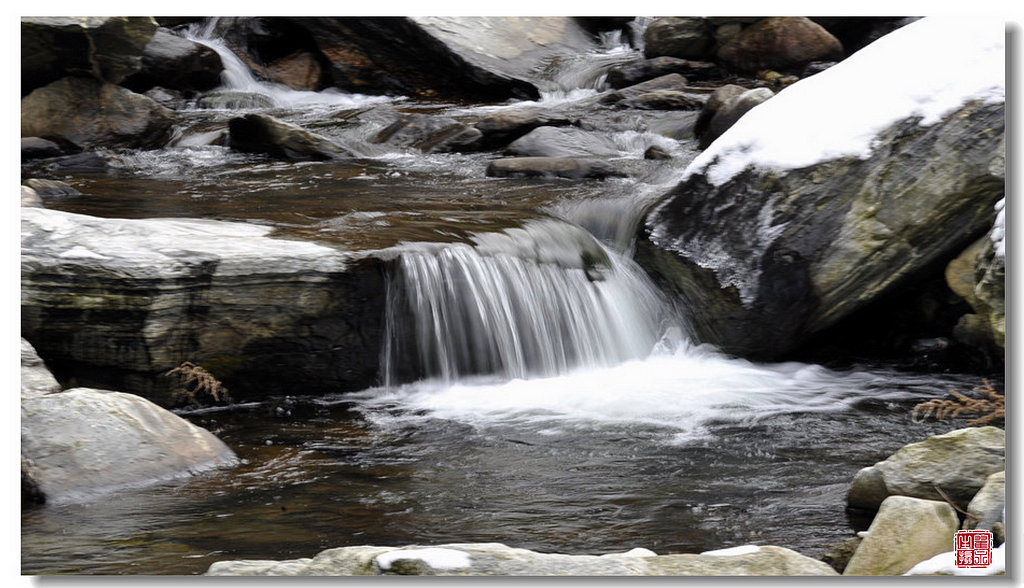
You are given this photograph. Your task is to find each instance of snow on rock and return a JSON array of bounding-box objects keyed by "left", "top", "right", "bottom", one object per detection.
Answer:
[
  {"left": 375, "top": 548, "right": 472, "bottom": 571},
  {"left": 904, "top": 544, "right": 1005, "bottom": 576},
  {"left": 683, "top": 17, "right": 1005, "bottom": 186},
  {"left": 701, "top": 545, "right": 762, "bottom": 557},
  {"left": 991, "top": 198, "right": 1005, "bottom": 258}
]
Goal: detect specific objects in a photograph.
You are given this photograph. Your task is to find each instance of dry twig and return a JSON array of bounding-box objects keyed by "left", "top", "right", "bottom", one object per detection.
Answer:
[
  {"left": 912, "top": 379, "right": 1004, "bottom": 426},
  {"left": 164, "top": 361, "right": 231, "bottom": 406}
]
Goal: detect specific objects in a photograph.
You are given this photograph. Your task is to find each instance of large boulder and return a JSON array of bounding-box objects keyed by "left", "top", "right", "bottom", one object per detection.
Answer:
[
  {"left": 636, "top": 17, "right": 1005, "bottom": 359},
  {"left": 227, "top": 113, "right": 352, "bottom": 160},
  {"left": 21, "top": 77, "right": 176, "bottom": 150},
  {"left": 697, "top": 86, "right": 775, "bottom": 149},
  {"left": 207, "top": 543, "right": 837, "bottom": 576},
  {"left": 504, "top": 126, "right": 622, "bottom": 159},
  {"left": 843, "top": 496, "right": 958, "bottom": 576},
  {"left": 280, "top": 17, "right": 589, "bottom": 100},
  {"left": 716, "top": 17, "right": 844, "bottom": 74},
  {"left": 21, "top": 207, "right": 389, "bottom": 405},
  {"left": 847, "top": 426, "right": 1005, "bottom": 512},
  {"left": 122, "top": 27, "right": 224, "bottom": 94},
  {"left": 22, "top": 387, "right": 238, "bottom": 504},
  {"left": 21, "top": 17, "right": 158, "bottom": 93}
]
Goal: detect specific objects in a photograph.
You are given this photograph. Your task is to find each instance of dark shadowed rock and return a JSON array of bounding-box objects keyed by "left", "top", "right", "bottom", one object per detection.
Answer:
[
  {"left": 21, "top": 137, "right": 64, "bottom": 161},
  {"left": 123, "top": 27, "right": 224, "bottom": 93},
  {"left": 615, "top": 90, "right": 705, "bottom": 111},
  {"left": 637, "top": 100, "right": 1004, "bottom": 359},
  {"left": 21, "top": 17, "right": 158, "bottom": 93},
  {"left": 606, "top": 56, "right": 727, "bottom": 88},
  {"left": 21, "top": 77, "right": 176, "bottom": 150},
  {"left": 642, "top": 18, "right": 715, "bottom": 61},
  {"left": 716, "top": 17, "right": 844, "bottom": 74},
  {"left": 505, "top": 126, "right": 623, "bottom": 158},
  {"left": 283, "top": 17, "right": 544, "bottom": 100},
  {"left": 473, "top": 109, "right": 576, "bottom": 149},
  {"left": 228, "top": 113, "right": 351, "bottom": 160},
  {"left": 599, "top": 73, "right": 691, "bottom": 105},
  {"left": 693, "top": 84, "right": 747, "bottom": 148},
  {"left": 486, "top": 157, "right": 626, "bottom": 180}
]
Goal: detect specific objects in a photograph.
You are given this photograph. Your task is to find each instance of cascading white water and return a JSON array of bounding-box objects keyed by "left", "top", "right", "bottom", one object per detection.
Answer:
[
  {"left": 382, "top": 219, "right": 680, "bottom": 387},
  {"left": 184, "top": 18, "right": 394, "bottom": 110}
]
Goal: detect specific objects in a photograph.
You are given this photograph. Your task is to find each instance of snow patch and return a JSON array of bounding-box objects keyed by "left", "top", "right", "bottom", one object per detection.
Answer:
[
  {"left": 904, "top": 544, "right": 1005, "bottom": 576},
  {"left": 375, "top": 548, "right": 472, "bottom": 571},
  {"left": 991, "top": 198, "right": 1005, "bottom": 258},
  {"left": 683, "top": 17, "right": 1005, "bottom": 187},
  {"left": 701, "top": 545, "right": 761, "bottom": 557},
  {"left": 58, "top": 245, "right": 110, "bottom": 260}
]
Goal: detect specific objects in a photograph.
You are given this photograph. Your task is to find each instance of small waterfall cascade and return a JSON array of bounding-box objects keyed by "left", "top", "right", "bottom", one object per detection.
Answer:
[
  {"left": 183, "top": 18, "right": 393, "bottom": 109},
  {"left": 382, "top": 219, "right": 683, "bottom": 387}
]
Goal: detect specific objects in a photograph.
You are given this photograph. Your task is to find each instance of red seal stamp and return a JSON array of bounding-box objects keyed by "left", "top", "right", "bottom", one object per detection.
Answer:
[{"left": 954, "top": 530, "right": 993, "bottom": 568}]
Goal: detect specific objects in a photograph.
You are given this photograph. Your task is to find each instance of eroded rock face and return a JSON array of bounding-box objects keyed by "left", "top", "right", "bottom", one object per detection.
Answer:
[
  {"left": 637, "top": 100, "right": 1004, "bottom": 359},
  {"left": 21, "top": 77, "right": 177, "bottom": 150},
  {"left": 21, "top": 208, "right": 389, "bottom": 405},
  {"left": 21, "top": 387, "right": 238, "bottom": 504},
  {"left": 847, "top": 427, "right": 1005, "bottom": 513},
  {"left": 642, "top": 18, "right": 715, "bottom": 61},
  {"left": 21, "top": 17, "right": 158, "bottom": 93},
  {"left": 206, "top": 543, "right": 838, "bottom": 576}
]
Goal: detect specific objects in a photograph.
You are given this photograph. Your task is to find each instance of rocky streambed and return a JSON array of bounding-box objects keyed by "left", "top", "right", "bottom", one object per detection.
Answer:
[{"left": 21, "top": 16, "right": 1006, "bottom": 576}]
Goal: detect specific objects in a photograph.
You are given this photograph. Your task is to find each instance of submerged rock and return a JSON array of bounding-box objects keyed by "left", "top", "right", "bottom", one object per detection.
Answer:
[
  {"left": 21, "top": 207, "right": 388, "bottom": 404},
  {"left": 486, "top": 157, "right": 626, "bottom": 180},
  {"left": 504, "top": 126, "right": 622, "bottom": 158},
  {"left": 372, "top": 113, "right": 483, "bottom": 153},
  {"left": 206, "top": 542, "right": 838, "bottom": 576},
  {"left": 228, "top": 112, "right": 351, "bottom": 160}
]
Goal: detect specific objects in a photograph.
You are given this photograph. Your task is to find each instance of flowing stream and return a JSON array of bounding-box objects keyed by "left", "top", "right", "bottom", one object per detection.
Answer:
[{"left": 21, "top": 22, "right": 995, "bottom": 575}]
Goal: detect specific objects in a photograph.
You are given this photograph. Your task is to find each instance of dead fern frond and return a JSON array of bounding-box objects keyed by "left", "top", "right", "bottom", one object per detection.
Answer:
[
  {"left": 912, "top": 379, "right": 1004, "bottom": 426},
  {"left": 164, "top": 361, "right": 231, "bottom": 407}
]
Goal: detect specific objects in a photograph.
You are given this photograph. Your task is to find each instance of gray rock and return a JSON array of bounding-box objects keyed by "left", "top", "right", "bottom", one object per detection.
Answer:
[
  {"left": 844, "top": 496, "right": 958, "bottom": 576},
  {"left": 847, "top": 427, "right": 1005, "bottom": 512},
  {"left": 703, "top": 87, "right": 775, "bottom": 148},
  {"left": 473, "top": 108, "right": 575, "bottom": 149},
  {"left": 372, "top": 113, "right": 483, "bottom": 153},
  {"left": 21, "top": 339, "right": 61, "bottom": 398},
  {"left": 206, "top": 543, "right": 837, "bottom": 576},
  {"left": 228, "top": 113, "right": 351, "bottom": 160},
  {"left": 637, "top": 99, "right": 1004, "bottom": 359},
  {"left": 606, "top": 56, "right": 726, "bottom": 89},
  {"left": 21, "top": 17, "right": 158, "bottom": 91},
  {"left": 600, "top": 73, "right": 691, "bottom": 105},
  {"left": 21, "top": 186, "right": 42, "bottom": 208},
  {"left": 21, "top": 77, "right": 176, "bottom": 150},
  {"left": 615, "top": 89, "right": 705, "bottom": 111},
  {"left": 21, "top": 137, "right": 63, "bottom": 161},
  {"left": 196, "top": 90, "right": 274, "bottom": 110},
  {"left": 21, "top": 207, "right": 388, "bottom": 404},
  {"left": 23, "top": 178, "right": 82, "bottom": 197},
  {"left": 963, "top": 470, "right": 1004, "bottom": 544},
  {"left": 21, "top": 387, "right": 238, "bottom": 504},
  {"left": 505, "top": 126, "right": 621, "bottom": 158},
  {"left": 487, "top": 157, "right": 626, "bottom": 180}
]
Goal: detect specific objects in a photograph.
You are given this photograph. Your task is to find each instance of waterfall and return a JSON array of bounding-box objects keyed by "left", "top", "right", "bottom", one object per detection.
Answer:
[
  {"left": 184, "top": 18, "right": 394, "bottom": 109},
  {"left": 382, "top": 220, "right": 683, "bottom": 387}
]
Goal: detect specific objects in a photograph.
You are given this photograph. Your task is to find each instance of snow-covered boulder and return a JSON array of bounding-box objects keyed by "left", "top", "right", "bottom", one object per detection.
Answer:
[
  {"left": 637, "top": 18, "right": 1005, "bottom": 359},
  {"left": 206, "top": 543, "right": 838, "bottom": 576}
]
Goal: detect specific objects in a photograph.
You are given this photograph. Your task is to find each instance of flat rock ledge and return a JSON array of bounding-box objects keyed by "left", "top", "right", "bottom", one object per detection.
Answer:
[{"left": 206, "top": 543, "right": 838, "bottom": 576}]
